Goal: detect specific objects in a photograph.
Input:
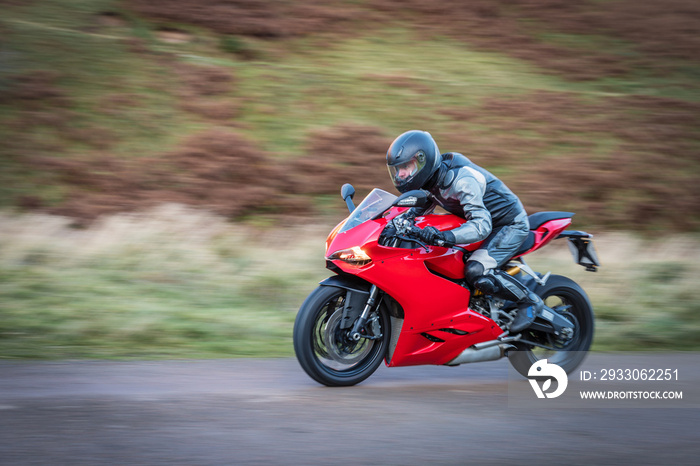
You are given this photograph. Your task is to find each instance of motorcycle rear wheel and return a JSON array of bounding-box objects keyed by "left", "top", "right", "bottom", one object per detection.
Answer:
[
  {"left": 508, "top": 274, "right": 594, "bottom": 378},
  {"left": 293, "top": 285, "right": 390, "bottom": 387}
]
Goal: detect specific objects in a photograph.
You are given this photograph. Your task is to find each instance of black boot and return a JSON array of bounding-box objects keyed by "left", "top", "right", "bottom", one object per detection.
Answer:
[{"left": 472, "top": 269, "right": 543, "bottom": 334}]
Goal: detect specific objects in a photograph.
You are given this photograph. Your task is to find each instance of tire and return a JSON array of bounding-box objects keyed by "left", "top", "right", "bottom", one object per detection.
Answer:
[
  {"left": 293, "top": 285, "right": 390, "bottom": 387},
  {"left": 508, "top": 274, "right": 594, "bottom": 378}
]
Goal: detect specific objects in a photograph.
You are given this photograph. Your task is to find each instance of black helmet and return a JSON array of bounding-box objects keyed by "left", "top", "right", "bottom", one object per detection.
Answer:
[{"left": 386, "top": 130, "right": 441, "bottom": 193}]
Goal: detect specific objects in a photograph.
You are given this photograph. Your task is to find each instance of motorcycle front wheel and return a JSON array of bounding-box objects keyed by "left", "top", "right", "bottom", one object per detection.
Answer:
[
  {"left": 293, "top": 285, "right": 390, "bottom": 387},
  {"left": 508, "top": 274, "right": 595, "bottom": 378}
]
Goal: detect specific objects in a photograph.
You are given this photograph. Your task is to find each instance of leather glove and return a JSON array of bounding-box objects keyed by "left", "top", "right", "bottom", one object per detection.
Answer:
[{"left": 417, "top": 226, "right": 456, "bottom": 247}]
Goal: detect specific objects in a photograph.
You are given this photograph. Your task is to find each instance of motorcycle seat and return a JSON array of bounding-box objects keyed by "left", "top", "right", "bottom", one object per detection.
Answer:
[{"left": 527, "top": 211, "right": 574, "bottom": 230}]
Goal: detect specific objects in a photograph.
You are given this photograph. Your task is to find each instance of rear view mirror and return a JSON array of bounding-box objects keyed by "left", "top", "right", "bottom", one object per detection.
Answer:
[
  {"left": 341, "top": 183, "right": 356, "bottom": 213},
  {"left": 341, "top": 183, "right": 355, "bottom": 201}
]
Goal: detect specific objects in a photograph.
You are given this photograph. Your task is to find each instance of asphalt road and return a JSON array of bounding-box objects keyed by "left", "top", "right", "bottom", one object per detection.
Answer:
[{"left": 1, "top": 355, "right": 698, "bottom": 465}]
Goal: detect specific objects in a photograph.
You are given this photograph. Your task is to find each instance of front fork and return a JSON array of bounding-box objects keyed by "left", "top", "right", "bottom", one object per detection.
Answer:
[{"left": 348, "top": 285, "right": 381, "bottom": 341}]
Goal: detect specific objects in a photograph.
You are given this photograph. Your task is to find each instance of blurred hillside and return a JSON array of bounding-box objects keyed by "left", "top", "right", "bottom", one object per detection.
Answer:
[{"left": 2, "top": 0, "right": 700, "bottom": 231}]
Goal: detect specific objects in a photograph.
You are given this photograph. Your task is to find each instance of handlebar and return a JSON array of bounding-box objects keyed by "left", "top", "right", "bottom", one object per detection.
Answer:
[
  {"left": 384, "top": 211, "right": 470, "bottom": 255},
  {"left": 404, "top": 225, "right": 469, "bottom": 255}
]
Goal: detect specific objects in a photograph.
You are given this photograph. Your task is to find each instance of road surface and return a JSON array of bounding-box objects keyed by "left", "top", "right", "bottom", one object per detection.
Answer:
[{"left": 1, "top": 355, "right": 697, "bottom": 465}]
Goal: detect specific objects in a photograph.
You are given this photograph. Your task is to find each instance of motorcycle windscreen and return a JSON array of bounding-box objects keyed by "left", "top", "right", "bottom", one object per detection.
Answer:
[{"left": 338, "top": 189, "right": 397, "bottom": 234}]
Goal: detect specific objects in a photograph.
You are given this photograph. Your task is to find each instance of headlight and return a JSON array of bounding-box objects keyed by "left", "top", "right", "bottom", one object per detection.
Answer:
[{"left": 326, "top": 247, "right": 372, "bottom": 266}]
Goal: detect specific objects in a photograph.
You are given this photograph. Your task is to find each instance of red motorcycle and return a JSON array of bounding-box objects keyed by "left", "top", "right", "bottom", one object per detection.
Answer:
[{"left": 293, "top": 185, "right": 599, "bottom": 386}]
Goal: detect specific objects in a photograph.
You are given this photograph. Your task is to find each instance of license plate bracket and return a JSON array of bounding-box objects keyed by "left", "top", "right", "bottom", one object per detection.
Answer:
[{"left": 566, "top": 236, "right": 600, "bottom": 272}]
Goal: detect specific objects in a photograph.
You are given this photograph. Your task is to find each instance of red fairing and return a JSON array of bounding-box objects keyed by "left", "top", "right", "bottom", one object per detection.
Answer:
[
  {"left": 326, "top": 209, "right": 501, "bottom": 367},
  {"left": 514, "top": 217, "right": 572, "bottom": 258}
]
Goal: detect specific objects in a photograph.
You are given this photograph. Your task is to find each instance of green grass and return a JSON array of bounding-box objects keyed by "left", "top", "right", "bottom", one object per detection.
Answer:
[
  {"left": 0, "top": 1, "right": 206, "bottom": 158},
  {"left": 221, "top": 29, "right": 547, "bottom": 155},
  {"left": 1, "top": 208, "right": 699, "bottom": 359},
  {"left": 0, "top": 207, "right": 328, "bottom": 359}
]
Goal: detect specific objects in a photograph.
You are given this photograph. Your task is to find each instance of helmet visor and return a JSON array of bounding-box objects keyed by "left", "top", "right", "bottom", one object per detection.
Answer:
[{"left": 388, "top": 152, "right": 426, "bottom": 188}]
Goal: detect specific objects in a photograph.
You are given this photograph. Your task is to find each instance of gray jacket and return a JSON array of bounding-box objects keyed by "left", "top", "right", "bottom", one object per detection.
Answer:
[{"left": 426, "top": 153, "right": 529, "bottom": 245}]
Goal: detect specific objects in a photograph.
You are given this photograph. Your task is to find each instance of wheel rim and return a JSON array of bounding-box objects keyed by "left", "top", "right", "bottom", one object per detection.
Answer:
[{"left": 311, "top": 292, "right": 381, "bottom": 373}]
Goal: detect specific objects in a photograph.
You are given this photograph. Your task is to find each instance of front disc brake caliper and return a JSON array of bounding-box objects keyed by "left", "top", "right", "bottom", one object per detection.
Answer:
[{"left": 367, "top": 314, "right": 383, "bottom": 340}]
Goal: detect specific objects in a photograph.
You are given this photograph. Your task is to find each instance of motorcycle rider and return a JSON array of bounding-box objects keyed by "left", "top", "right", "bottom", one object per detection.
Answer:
[{"left": 386, "top": 130, "right": 543, "bottom": 333}]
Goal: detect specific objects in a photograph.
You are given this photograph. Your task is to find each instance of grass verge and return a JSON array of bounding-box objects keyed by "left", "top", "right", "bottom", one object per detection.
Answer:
[
  {"left": 1, "top": 207, "right": 699, "bottom": 359},
  {"left": 0, "top": 206, "right": 327, "bottom": 359}
]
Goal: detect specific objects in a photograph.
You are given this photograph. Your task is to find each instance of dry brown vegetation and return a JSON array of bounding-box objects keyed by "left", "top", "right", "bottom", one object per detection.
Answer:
[
  {"left": 127, "top": 0, "right": 361, "bottom": 39},
  {"left": 439, "top": 92, "right": 700, "bottom": 230},
  {"left": 7, "top": 77, "right": 700, "bottom": 229},
  {"left": 3, "top": 0, "right": 700, "bottom": 231},
  {"left": 128, "top": 0, "right": 700, "bottom": 81},
  {"left": 31, "top": 130, "right": 299, "bottom": 222},
  {"left": 174, "top": 63, "right": 239, "bottom": 120},
  {"left": 23, "top": 124, "right": 394, "bottom": 225},
  {"left": 26, "top": 89, "right": 700, "bottom": 231}
]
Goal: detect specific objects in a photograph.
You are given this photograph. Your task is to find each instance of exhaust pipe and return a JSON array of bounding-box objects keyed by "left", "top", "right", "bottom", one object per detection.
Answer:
[
  {"left": 472, "top": 334, "right": 520, "bottom": 351},
  {"left": 445, "top": 343, "right": 513, "bottom": 366}
]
